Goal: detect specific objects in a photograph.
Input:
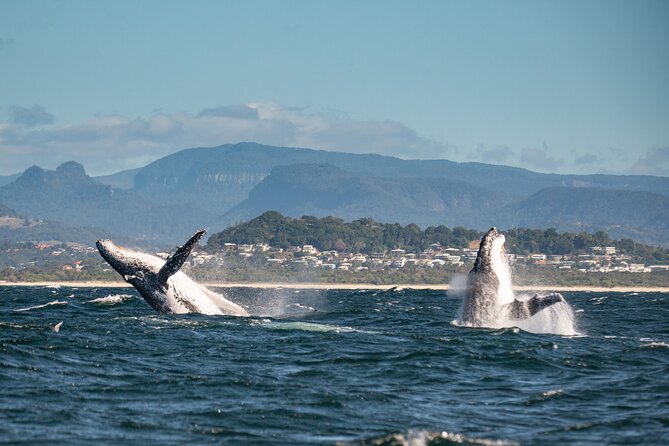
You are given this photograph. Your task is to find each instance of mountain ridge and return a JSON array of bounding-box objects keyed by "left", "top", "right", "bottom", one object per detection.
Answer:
[
  {"left": 114, "top": 142, "right": 669, "bottom": 215},
  {"left": 3, "top": 143, "right": 669, "bottom": 247},
  {"left": 0, "top": 162, "right": 219, "bottom": 244}
]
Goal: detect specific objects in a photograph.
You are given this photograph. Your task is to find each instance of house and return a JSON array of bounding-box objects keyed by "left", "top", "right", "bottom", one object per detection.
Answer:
[
  {"left": 649, "top": 265, "right": 669, "bottom": 271},
  {"left": 392, "top": 258, "right": 407, "bottom": 268},
  {"left": 266, "top": 258, "right": 284, "bottom": 264},
  {"left": 302, "top": 245, "right": 318, "bottom": 255}
]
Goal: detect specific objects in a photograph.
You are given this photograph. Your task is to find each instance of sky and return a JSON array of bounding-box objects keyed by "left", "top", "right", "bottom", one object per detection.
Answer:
[{"left": 1, "top": 0, "right": 668, "bottom": 177}]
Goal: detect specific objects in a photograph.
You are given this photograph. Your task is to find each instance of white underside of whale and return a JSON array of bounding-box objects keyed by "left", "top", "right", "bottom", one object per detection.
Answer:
[
  {"left": 165, "top": 271, "right": 247, "bottom": 316},
  {"left": 122, "top": 250, "right": 247, "bottom": 316}
]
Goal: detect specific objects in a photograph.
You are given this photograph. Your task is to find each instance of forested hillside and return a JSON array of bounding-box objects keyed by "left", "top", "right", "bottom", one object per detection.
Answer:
[{"left": 208, "top": 211, "right": 669, "bottom": 263}]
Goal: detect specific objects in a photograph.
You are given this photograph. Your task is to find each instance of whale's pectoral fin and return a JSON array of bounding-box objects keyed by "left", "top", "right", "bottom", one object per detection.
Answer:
[
  {"left": 526, "top": 293, "right": 565, "bottom": 316},
  {"left": 506, "top": 293, "right": 565, "bottom": 320},
  {"left": 158, "top": 229, "right": 206, "bottom": 283}
]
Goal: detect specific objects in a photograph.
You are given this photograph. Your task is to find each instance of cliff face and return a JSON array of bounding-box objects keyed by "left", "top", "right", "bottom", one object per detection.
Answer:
[
  {"left": 0, "top": 162, "right": 218, "bottom": 244},
  {"left": 5, "top": 142, "right": 669, "bottom": 247}
]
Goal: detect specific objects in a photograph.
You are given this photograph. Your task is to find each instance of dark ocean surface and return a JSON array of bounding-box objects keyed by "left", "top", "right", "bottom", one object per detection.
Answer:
[{"left": 1, "top": 286, "right": 668, "bottom": 445}]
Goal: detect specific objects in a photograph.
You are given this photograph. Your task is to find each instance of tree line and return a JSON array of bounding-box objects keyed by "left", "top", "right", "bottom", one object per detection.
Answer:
[{"left": 207, "top": 211, "right": 669, "bottom": 263}]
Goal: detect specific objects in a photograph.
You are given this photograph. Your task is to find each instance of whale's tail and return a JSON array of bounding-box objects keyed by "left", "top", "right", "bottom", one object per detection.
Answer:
[{"left": 157, "top": 229, "right": 206, "bottom": 283}]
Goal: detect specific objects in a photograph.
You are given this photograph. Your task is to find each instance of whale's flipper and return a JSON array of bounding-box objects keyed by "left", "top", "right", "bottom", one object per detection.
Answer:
[
  {"left": 505, "top": 293, "right": 565, "bottom": 320},
  {"left": 158, "top": 229, "right": 206, "bottom": 283}
]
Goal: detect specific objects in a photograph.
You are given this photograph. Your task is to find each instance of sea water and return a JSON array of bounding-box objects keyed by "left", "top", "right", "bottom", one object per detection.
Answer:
[{"left": 1, "top": 286, "right": 668, "bottom": 445}]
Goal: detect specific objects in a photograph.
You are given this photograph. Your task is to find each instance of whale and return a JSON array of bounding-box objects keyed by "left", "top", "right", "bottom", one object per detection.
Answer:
[
  {"left": 461, "top": 227, "right": 565, "bottom": 327},
  {"left": 96, "top": 230, "right": 248, "bottom": 316}
]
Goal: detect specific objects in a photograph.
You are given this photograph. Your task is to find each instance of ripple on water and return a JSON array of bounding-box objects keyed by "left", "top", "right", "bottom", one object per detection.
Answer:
[{"left": 0, "top": 286, "right": 667, "bottom": 445}]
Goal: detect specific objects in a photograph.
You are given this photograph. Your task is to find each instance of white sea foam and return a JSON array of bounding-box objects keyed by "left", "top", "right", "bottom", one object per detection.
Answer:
[
  {"left": 288, "top": 302, "right": 316, "bottom": 312},
  {"left": 87, "top": 294, "right": 133, "bottom": 305},
  {"left": 541, "top": 389, "right": 563, "bottom": 398},
  {"left": 14, "top": 300, "right": 68, "bottom": 312},
  {"left": 242, "top": 288, "right": 325, "bottom": 318},
  {"left": 502, "top": 299, "right": 579, "bottom": 336},
  {"left": 639, "top": 337, "right": 669, "bottom": 348},
  {"left": 256, "top": 319, "right": 370, "bottom": 334},
  {"left": 355, "top": 429, "right": 519, "bottom": 446},
  {"left": 641, "top": 342, "right": 669, "bottom": 348}
]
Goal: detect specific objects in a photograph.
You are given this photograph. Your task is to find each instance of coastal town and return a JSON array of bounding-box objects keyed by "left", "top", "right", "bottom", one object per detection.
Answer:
[
  {"left": 4, "top": 239, "right": 668, "bottom": 277},
  {"left": 2, "top": 241, "right": 669, "bottom": 273},
  {"left": 187, "top": 241, "right": 669, "bottom": 274}
]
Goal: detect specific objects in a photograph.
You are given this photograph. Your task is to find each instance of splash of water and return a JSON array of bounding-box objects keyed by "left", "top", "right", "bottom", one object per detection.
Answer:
[
  {"left": 452, "top": 243, "right": 580, "bottom": 335},
  {"left": 87, "top": 294, "right": 134, "bottom": 305},
  {"left": 491, "top": 237, "right": 514, "bottom": 306},
  {"left": 501, "top": 296, "right": 578, "bottom": 336}
]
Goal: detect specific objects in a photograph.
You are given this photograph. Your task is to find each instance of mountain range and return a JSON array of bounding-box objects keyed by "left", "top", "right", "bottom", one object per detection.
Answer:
[{"left": 2, "top": 142, "right": 669, "bottom": 247}]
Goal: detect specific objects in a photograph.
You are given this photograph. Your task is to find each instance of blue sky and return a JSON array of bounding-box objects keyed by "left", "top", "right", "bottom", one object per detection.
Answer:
[{"left": 1, "top": 0, "right": 668, "bottom": 176}]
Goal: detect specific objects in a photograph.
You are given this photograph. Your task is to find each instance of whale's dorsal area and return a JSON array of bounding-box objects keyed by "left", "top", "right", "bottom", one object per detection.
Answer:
[
  {"left": 96, "top": 230, "right": 248, "bottom": 316},
  {"left": 461, "top": 227, "right": 564, "bottom": 327}
]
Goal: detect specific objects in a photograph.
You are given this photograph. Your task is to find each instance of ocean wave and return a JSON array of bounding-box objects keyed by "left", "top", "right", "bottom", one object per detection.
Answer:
[
  {"left": 288, "top": 302, "right": 317, "bottom": 312},
  {"left": 14, "top": 300, "right": 68, "bottom": 312},
  {"left": 641, "top": 342, "right": 669, "bottom": 349},
  {"left": 639, "top": 338, "right": 669, "bottom": 348},
  {"left": 343, "top": 429, "right": 519, "bottom": 446},
  {"left": 257, "top": 319, "right": 362, "bottom": 333},
  {"left": 87, "top": 294, "right": 134, "bottom": 305}
]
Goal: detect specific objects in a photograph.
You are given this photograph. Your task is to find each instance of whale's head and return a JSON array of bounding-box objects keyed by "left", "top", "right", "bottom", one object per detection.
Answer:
[
  {"left": 96, "top": 239, "right": 160, "bottom": 288},
  {"left": 461, "top": 227, "right": 512, "bottom": 326},
  {"left": 473, "top": 227, "right": 506, "bottom": 273}
]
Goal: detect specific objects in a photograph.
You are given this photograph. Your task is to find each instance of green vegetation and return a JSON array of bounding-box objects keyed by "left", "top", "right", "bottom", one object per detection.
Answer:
[
  {"left": 209, "top": 211, "right": 669, "bottom": 263},
  {"left": 504, "top": 228, "right": 669, "bottom": 264},
  {"left": 3, "top": 211, "right": 669, "bottom": 287}
]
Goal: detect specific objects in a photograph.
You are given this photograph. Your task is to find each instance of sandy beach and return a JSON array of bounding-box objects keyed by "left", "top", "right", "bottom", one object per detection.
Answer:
[{"left": 1, "top": 280, "right": 668, "bottom": 293}]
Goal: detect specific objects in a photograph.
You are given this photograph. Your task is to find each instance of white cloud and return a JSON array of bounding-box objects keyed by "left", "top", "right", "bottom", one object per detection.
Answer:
[
  {"left": 628, "top": 146, "right": 669, "bottom": 177},
  {"left": 0, "top": 102, "right": 456, "bottom": 175},
  {"left": 1, "top": 102, "right": 667, "bottom": 178}
]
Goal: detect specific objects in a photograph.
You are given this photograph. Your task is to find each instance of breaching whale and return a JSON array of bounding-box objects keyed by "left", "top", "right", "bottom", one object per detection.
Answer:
[
  {"left": 461, "top": 227, "right": 565, "bottom": 327},
  {"left": 96, "top": 230, "right": 248, "bottom": 316}
]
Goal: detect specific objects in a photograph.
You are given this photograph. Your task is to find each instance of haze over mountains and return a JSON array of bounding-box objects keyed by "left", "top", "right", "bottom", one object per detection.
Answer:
[{"left": 2, "top": 142, "right": 669, "bottom": 247}]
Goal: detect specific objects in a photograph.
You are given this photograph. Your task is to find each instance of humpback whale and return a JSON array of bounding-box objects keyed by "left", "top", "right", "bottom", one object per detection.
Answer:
[
  {"left": 461, "top": 227, "right": 565, "bottom": 327},
  {"left": 96, "top": 230, "right": 248, "bottom": 316}
]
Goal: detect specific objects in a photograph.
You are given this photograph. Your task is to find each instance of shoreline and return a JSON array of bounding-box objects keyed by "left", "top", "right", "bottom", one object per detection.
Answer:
[{"left": 1, "top": 280, "right": 668, "bottom": 293}]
